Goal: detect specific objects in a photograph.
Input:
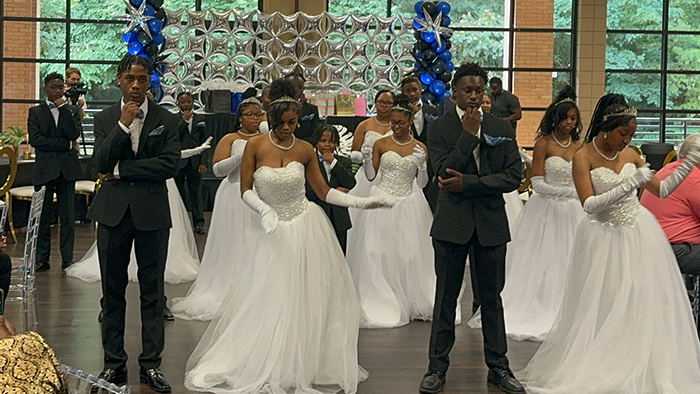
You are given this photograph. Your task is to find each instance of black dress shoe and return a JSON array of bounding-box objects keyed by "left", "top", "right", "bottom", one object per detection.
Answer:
[
  {"left": 194, "top": 226, "right": 205, "bottom": 235},
  {"left": 35, "top": 263, "right": 50, "bottom": 272},
  {"left": 164, "top": 306, "right": 174, "bottom": 321},
  {"left": 62, "top": 261, "right": 74, "bottom": 270},
  {"left": 419, "top": 370, "right": 446, "bottom": 394},
  {"left": 140, "top": 368, "right": 171, "bottom": 393},
  {"left": 487, "top": 367, "right": 525, "bottom": 394},
  {"left": 91, "top": 367, "right": 128, "bottom": 393}
]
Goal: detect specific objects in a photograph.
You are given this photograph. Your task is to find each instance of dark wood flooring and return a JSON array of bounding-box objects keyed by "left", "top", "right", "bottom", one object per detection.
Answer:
[{"left": 3, "top": 217, "right": 539, "bottom": 394}]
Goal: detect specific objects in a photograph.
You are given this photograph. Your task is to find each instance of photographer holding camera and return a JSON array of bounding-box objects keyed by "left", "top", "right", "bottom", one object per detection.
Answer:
[{"left": 65, "top": 68, "right": 87, "bottom": 119}]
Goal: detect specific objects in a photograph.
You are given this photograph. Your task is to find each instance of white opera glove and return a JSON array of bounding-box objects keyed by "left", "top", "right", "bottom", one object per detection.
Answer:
[
  {"left": 659, "top": 150, "right": 700, "bottom": 198},
  {"left": 413, "top": 145, "right": 429, "bottom": 188},
  {"left": 242, "top": 189, "right": 278, "bottom": 233},
  {"left": 519, "top": 149, "right": 533, "bottom": 165},
  {"left": 180, "top": 136, "right": 213, "bottom": 158},
  {"left": 350, "top": 150, "right": 363, "bottom": 164},
  {"left": 361, "top": 144, "right": 376, "bottom": 180},
  {"left": 325, "top": 188, "right": 395, "bottom": 209},
  {"left": 531, "top": 176, "right": 578, "bottom": 199},
  {"left": 212, "top": 141, "right": 245, "bottom": 177},
  {"left": 582, "top": 164, "right": 652, "bottom": 214}
]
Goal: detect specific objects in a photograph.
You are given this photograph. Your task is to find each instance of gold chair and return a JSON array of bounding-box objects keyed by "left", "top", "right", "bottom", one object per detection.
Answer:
[
  {"left": 663, "top": 150, "right": 677, "bottom": 166},
  {"left": 0, "top": 147, "right": 19, "bottom": 242},
  {"left": 518, "top": 161, "right": 533, "bottom": 197}
]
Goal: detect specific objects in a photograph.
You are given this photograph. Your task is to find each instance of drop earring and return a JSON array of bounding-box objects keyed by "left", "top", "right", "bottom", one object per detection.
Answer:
[{"left": 604, "top": 132, "right": 607, "bottom": 139}]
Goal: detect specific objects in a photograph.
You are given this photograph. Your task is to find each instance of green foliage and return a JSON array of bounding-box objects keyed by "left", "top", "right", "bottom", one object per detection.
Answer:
[{"left": 0, "top": 126, "right": 27, "bottom": 148}]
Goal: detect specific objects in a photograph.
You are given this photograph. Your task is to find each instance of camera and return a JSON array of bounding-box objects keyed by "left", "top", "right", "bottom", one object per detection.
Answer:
[{"left": 64, "top": 82, "right": 87, "bottom": 105}]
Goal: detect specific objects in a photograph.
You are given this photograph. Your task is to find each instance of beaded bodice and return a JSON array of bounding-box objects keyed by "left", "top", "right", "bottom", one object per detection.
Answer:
[
  {"left": 227, "top": 139, "right": 247, "bottom": 183},
  {"left": 589, "top": 163, "right": 644, "bottom": 229},
  {"left": 376, "top": 151, "right": 418, "bottom": 197},
  {"left": 544, "top": 156, "right": 574, "bottom": 188},
  {"left": 253, "top": 161, "right": 308, "bottom": 222}
]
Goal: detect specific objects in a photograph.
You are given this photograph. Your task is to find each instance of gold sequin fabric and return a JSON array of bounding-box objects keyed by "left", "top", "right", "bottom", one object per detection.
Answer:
[
  {"left": 0, "top": 332, "right": 67, "bottom": 394},
  {"left": 544, "top": 156, "right": 577, "bottom": 202},
  {"left": 254, "top": 161, "right": 308, "bottom": 222},
  {"left": 589, "top": 163, "right": 645, "bottom": 229},
  {"left": 376, "top": 151, "right": 418, "bottom": 198}
]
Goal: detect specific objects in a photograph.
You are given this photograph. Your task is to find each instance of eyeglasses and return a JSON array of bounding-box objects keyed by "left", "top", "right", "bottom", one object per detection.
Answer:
[
  {"left": 241, "top": 112, "right": 264, "bottom": 119},
  {"left": 375, "top": 100, "right": 394, "bottom": 106},
  {"left": 389, "top": 120, "right": 411, "bottom": 128},
  {"left": 46, "top": 85, "right": 64, "bottom": 90}
]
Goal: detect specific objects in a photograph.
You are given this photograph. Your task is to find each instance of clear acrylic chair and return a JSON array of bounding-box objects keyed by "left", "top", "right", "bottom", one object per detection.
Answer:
[
  {"left": 686, "top": 274, "right": 700, "bottom": 332},
  {"left": 6, "top": 186, "right": 45, "bottom": 332},
  {"left": 61, "top": 364, "right": 131, "bottom": 394}
]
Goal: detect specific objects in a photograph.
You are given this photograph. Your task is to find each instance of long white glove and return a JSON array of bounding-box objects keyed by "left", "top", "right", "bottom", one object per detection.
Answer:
[
  {"left": 519, "top": 149, "right": 533, "bottom": 165},
  {"left": 181, "top": 136, "right": 213, "bottom": 158},
  {"left": 582, "top": 164, "right": 652, "bottom": 214},
  {"left": 242, "top": 189, "right": 278, "bottom": 233},
  {"left": 325, "top": 188, "right": 395, "bottom": 209},
  {"left": 413, "top": 145, "right": 429, "bottom": 188},
  {"left": 350, "top": 150, "right": 363, "bottom": 164},
  {"left": 659, "top": 150, "right": 700, "bottom": 198},
  {"left": 362, "top": 144, "right": 376, "bottom": 181},
  {"left": 212, "top": 140, "right": 245, "bottom": 177},
  {"left": 531, "top": 176, "right": 578, "bottom": 199}
]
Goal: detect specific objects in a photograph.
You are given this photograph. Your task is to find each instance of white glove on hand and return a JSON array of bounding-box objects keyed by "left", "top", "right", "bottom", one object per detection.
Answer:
[
  {"left": 213, "top": 140, "right": 245, "bottom": 177},
  {"left": 413, "top": 145, "right": 429, "bottom": 188},
  {"left": 659, "top": 150, "right": 700, "bottom": 198},
  {"left": 242, "top": 189, "right": 278, "bottom": 233},
  {"left": 519, "top": 149, "right": 533, "bottom": 165},
  {"left": 350, "top": 150, "right": 363, "bottom": 164},
  {"left": 531, "top": 176, "right": 578, "bottom": 199},
  {"left": 582, "top": 164, "right": 651, "bottom": 214},
  {"left": 362, "top": 144, "right": 376, "bottom": 180},
  {"left": 325, "top": 188, "right": 395, "bottom": 209},
  {"left": 620, "top": 163, "right": 652, "bottom": 193},
  {"left": 181, "top": 136, "right": 214, "bottom": 158}
]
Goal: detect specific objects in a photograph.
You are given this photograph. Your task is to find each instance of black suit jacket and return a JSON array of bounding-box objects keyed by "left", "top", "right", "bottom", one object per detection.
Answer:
[
  {"left": 87, "top": 101, "right": 180, "bottom": 231},
  {"left": 305, "top": 155, "right": 356, "bottom": 233},
  {"left": 294, "top": 102, "right": 321, "bottom": 143},
  {"left": 428, "top": 109, "right": 521, "bottom": 246},
  {"left": 28, "top": 102, "right": 83, "bottom": 185},
  {"left": 177, "top": 117, "right": 209, "bottom": 169},
  {"left": 414, "top": 102, "right": 438, "bottom": 145}
]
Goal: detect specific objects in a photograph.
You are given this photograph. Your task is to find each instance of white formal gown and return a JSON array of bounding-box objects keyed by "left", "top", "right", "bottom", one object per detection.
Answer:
[
  {"left": 348, "top": 130, "right": 391, "bottom": 222},
  {"left": 469, "top": 156, "right": 585, "bottom": 341},
  {"left": 347, "top": 151, "right": 435, "bottom": 328},
  {"left": 65, "top": 178, "right": 199, "bottom": 284},
  {"left": 516, "top": 163, "right": 700, "bottom": 393},
  {"left": 171, "top": 139, "right": 254, "bottom": 320},
  {"left": 185, "top": 161, "right": 367, "bottom": 394}
]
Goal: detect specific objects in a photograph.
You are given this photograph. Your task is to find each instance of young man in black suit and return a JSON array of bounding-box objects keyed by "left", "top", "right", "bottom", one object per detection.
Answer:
[
  {"left": 174, "top": 92, "right": 208, "bottom": 234},
  {"left": 87, "top": 54, "right": 179, "bottom": 393},
  {"left": 287, "top": 72, "right": 320, "bottom": 143},
  {"left": 420, "top": 63, "right": 524, "bottom": 394},
  {"left": 28, "top": 72, "right": 83, "bottom": 271}
]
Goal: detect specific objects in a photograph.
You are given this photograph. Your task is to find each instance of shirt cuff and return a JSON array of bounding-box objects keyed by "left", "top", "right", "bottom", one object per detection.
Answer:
[
  {"left": 329, "top": 158, "right": 338, "bottom": 169},
  {"left": 118, "top": 121, "right": 130, "bottom": 134},
  {"left": 113, "top": 162, "right": 120, "bottom": 179}
]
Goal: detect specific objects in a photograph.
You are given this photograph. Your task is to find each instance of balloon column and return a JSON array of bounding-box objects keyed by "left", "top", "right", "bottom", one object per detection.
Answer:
[
  {"left": 412, "top": 1, "right": 454, "bottom": 104},
  {"left": 118, "top": 0, "right": 168, "bottom": 101}
]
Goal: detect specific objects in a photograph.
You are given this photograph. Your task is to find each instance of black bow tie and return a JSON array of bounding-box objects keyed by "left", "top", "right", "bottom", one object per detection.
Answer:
[
  {"left": 137, "top": 110, "right": 144, "bottom": 120},
  {"left": 48, "top": 103, "right": 58, "bottom": 109}
]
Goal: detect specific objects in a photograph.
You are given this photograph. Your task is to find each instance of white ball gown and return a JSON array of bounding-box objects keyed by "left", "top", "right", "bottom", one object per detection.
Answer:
[
  {"left": 66, "top": 178, "right": 199, "bottom": 284},
  {"left": 468, "top": 156, "right": 585, "bottom": 341},
  {"left": 170, "top": 139, "right": 253, "bottom": 320},
  {"left": 347, "top": 151, "right": 435, "bottom": 328},
  {"left": 185, "top": 161, "right": 367, "bottom": 394},
  {"left": 348, "top": 130, "right": 391, "bottom": 222},
  {"left": 516, "top": 163, "right": 700, "bottom": 393}
]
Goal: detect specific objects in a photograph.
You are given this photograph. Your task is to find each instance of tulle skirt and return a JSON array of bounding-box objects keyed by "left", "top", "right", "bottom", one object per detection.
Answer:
[
  {"left": 516, "top": 210, "right": 700, "bottom": 393},
  {"left": 468, "top": 193, "right": 585, "bottom": 341},
  {"left": 348, "top": 165, "right": 378, "bottom": 225},
  {"left": 184, "top": 203, "right": 367, "bottom": 394},
  {"left": 170, "top": 178, "right": 253, "bottom": 320},
  {"left": 503, "top": 189, "right": 523, "bottom": 230},
  {"left": 65, "top": 178, "right": 199, "bottom": 284},
  {"left": 346, "top": 182, "right": 435, "bottom": 328}
]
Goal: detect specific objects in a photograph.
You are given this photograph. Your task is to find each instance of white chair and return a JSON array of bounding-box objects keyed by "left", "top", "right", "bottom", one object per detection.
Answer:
[
  {"left": 61, "top": 364, "right": 131, "bottom": 394},
  {"left": 75, "top": 179, "right": 97, "bottom": 202},
  {"left": 6, "top": 186, "right": 45, "bottom": 332}
]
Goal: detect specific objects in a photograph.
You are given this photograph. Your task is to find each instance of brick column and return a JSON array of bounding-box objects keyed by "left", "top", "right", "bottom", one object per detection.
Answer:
[{"left": 577, "top": 0, "right": 607, "bottom": 135}]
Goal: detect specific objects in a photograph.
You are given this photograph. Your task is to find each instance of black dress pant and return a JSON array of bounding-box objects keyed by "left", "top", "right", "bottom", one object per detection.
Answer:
[
  {"left": 97, "top": 208, "right": 168, "bottom": 370},
  {"left": 429, "top": 233, "right": 509, "bottom": 373},
  {"left": 174, "top": 162, "right": 204, "bottom": 228},
  {"left": 0, "top": 252, "right": 11, "bottom": 304},
  {"left": 35, "top": 173, "right": 75, "bottom": 266}
]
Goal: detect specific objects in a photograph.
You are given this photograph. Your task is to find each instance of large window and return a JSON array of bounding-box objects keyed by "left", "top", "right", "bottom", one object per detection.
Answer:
[{"left": 606, "top": 0, "right": 700, "bottom": 143}]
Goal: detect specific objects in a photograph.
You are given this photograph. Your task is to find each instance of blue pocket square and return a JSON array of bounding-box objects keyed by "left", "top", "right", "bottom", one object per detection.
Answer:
[
  {"left": 195, "top": 121, "right": 206, "bottom": 128},
  {"left": 148, "top": 125, "right": 165, "bottom": 137},
  {"left": 425, "top": 114, "right": 437, "bottom": 122},
  {"left": 483, "top": 133, "right": 512, "bottom": 147},
  {"left": 300, "top": 113, "right": 315, "bottom": 121}
]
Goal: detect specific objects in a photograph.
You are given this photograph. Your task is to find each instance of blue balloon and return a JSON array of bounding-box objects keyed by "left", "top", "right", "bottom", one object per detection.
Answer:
[
  {"left": 429, "top": 80, "right": 446, "bottom": 96},
  {"left": 435, "top": 1, "right": 451, "bottom": 15},
  {"left": 122, "top": 31, "right": 138, "bottom": 43},
  {"left": 130, "top": 0, "right": 144, "bottom": 7},
  {"left": 443, "top": 91, "right": 452, "bottom": 99},
  {"left": 413, "top": 47, "right": 423, "bottom": 59},
  {"left": 413, "top": 19, "right": 423, "bottom": 30},
  {"left": 151, "top": 32, "right": 165, "bottom": 45},
  {"left": 421, "top": 31, "right": 436, "bottom": 43},
  {"left": 144, "top": 4, "right": 155, "bottom": 16},
  {"left": 445, "top": 61, "right": 455, "bottom": 71},
  {"left": 420, "top": 72, "right": 434, "bottom": 85},
  {"left": 150, "top": 76, "right": 161, "bottom": 89},
  {"left": 128, "top": 41, "right": 143, "bottom": 55},
  {"left": 438, "top": 50, "right": 452, "bottom": 62},
  {"left": 414, "top": 61, "right": 422, "bottom": 69},
  {"left": 442, "top": 16, "right": 451, "bottom": 26},
  {"left": 137, "top": 52, "right": 150, "bottom": 61},
  {"left": 147, "top": 18, "right": 162, "bottom": 34},
  {"left": 431, "top": 39, "right": 446, "bottom": 53},
  {"left": 414, "top": 1, "right": 425, "bottom": 15}
]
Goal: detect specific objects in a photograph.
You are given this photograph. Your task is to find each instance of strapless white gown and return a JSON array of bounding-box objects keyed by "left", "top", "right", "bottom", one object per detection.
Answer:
[
  {"left": 517, "top": 163, "right": 700, "bottom": 393},
  {"left": 185, "top": 162, "right": 367, "bottom": 394},
  {"left": 469, "top": 156, "right": 585, "bottom": 341},
  {"left": 348, "top": 130, "right": 391, "bottom": 223},
  {"left": 346, "top": 151, "right": 435, "bottom": 328},
  {"left": 171, "top": 139, "right": 254, "bottom": 320},
  {"left": 65, "top": 178, "right": 199, "bottom": 284}
]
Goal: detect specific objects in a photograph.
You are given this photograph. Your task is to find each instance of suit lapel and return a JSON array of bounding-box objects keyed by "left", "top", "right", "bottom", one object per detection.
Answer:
[
  {"left": 137, "top": 101, "right": 158, "bottom": 154},
  {"left": 40, "top": 103, "right": 57, "bottom": 132}
]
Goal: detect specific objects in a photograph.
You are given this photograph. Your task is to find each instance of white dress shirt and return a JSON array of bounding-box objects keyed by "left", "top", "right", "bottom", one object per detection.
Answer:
[
  {"left": 455, "top": 105, "right": 483, "bottom": 172},
  {"left": 114, "top": 99, "right": 149, "bottom": 177},
  {"left": 45, "top": 99, "right": 64, "bottom": 126},
  {"left": 319, "top": 153, "right": 337, "bottom": 181},
  {"left": 413, "top": 99, "right": 425, "bottom": 137}
]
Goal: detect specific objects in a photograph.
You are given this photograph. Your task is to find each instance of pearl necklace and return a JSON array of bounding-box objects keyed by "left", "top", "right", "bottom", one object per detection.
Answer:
[
  {"left": 238, "top": 130, "right": 260, "bottom": 137},
  {"left": 592, "top": 137, "right": 618, "bottom": 161},
  {"left": 391, "top": 134, "right": 413, "bottom": 146},
  {"left": 375, "top": 117, "right": 390, "bottom": 127},
  {"left": 268, "top": 132, "right": 295, "bottom": 151},
  {"left": 552, "top": 132, "right": 571, "bottom": 149}
]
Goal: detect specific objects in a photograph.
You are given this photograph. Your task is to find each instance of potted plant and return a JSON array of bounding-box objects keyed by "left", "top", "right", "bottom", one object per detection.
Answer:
[{"left": 0, "top": 126, "right": 28, "bottom": 160}]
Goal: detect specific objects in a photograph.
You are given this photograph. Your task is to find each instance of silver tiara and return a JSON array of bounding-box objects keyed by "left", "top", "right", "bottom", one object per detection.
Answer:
[
  {"left": 392, "top": 105, "right": 413, "bottom": 114},
  {"left": 603, "top": 106, "right": 637, "bottom": 121},
  {"left": 239, "top": 97, "right": 261, "bottom": 107},
  {"left": 270, "top": 96, "right": 298, "bottom": 105},
  {"left": 554, "top": 97, "right": 576, "bottom": 106}
]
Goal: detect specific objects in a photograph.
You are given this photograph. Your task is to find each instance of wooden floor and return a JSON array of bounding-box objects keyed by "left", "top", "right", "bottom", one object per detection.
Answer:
[{"left": 4, "top": 217, "right": 540, "bottom": 394}]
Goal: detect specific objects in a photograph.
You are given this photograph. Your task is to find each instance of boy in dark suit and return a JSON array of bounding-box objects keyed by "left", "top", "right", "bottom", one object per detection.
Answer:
[
  {"left": 28, "top": 72, "right": 83, "bottom": 271},
  {"left": 87, "top": 54, "right": 179, "bottom": 393},
  {"left": 305, "top": 125, "right": 356, "bottom": 253}
]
